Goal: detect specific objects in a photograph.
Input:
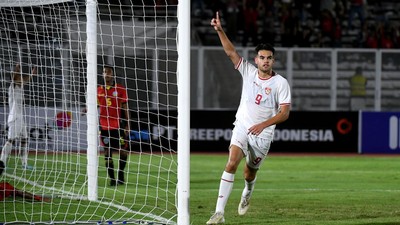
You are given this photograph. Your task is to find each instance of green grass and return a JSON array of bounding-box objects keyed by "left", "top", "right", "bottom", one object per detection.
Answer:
[
  {"left": 0, "top": 153, "right": 177, "bottom": 224},
  {"left": 1, "top": 153, "right": 400, "bottom": 224},
  {"left": 191, "top": 154, "right": 400, "bottom": 225}
]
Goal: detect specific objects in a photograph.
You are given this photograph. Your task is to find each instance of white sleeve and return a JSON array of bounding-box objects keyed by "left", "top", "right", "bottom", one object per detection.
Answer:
[
  {"left": 278, "top": 77, "right": 291, "bottom": 105},
  {"left": 236, "top": 57, "right": 257, "bottom": 80}
]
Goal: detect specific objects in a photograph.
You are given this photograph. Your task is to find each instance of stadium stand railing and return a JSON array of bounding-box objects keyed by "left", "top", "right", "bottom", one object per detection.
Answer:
[{"left": 191, "top": 47, "right": 400, "bottom": 111}]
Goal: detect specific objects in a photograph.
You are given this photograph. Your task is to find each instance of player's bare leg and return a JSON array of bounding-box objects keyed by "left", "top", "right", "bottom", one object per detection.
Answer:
[
  {"left": 20, "top": 139, "right": 32, "bottom": 170},
  {"left": 0, "top": 139, "right": 14, "bottom": 166}
]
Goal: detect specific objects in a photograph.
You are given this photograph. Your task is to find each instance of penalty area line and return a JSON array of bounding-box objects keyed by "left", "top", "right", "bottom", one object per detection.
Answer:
[{"left": 5, "top": 173, "right": 177, "bottom": 225}]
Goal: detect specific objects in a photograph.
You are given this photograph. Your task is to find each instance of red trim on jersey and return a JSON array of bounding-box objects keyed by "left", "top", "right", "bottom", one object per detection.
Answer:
[
  {"left": 235, "top": 57, "right": 243, "bottom": 70},
  {"left": 97, "top": 84, "right": 128, "bottom": 130},
  {"left": 258, "top": 71, "right": 276, "bottom": 80}
]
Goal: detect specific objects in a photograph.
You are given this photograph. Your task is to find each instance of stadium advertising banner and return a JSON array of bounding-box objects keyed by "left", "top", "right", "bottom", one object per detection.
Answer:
[
  {"left": 0, "top": 108, "right": 359, "bottom": 153},
  {"left": 272, "top": 111, "right": 358, "bottom": 153},
  {"left": 0, "top": 107, "right": 87, "bottom": 152},
  {"left": 187, "top": 110, "right": 358, "bottom": 153},
  {"left": 189, "top": 110, "right": 236, "bottom": 152},
  {"left": 129, "top": 110, "right": 358, "bottom": 153},
  {"left": 360, "top": 112, "right": 400, "bottom": 154}
]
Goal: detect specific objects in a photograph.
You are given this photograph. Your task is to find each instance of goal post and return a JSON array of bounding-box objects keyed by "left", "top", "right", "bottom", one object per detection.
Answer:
[
  {"left": 86, "top": 0, "right": 99, "bottom": 202},
  {"left": 0, "top": 0, "right": 189, "bottom": 224},
  {"left": 177, "top": 1, "right": 191, "bottom": 225}
]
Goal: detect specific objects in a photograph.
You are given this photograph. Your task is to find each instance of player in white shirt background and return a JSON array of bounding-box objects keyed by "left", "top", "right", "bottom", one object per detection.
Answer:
[
  {"left": 1, "top": 63, "right": 37, "bottom": 170},
  {"left": 207, "top": 12, "right": 291, "bottom": 225}
]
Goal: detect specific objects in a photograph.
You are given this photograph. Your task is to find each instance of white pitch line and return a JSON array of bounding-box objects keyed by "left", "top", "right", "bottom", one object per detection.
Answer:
[
  {"left": 4, "top": 172, "right": 177, "bottom": 225},
  {"left": 196, "top": 188, "right": 400, "bottom": 192}
]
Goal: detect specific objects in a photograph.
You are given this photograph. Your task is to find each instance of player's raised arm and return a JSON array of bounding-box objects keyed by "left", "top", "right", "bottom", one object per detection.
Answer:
[
  {"left": 210, "top": 11, "right": 241, "bottom": 67},
  {"left": 22, "top": 66, "right": 37, "bottom": 83},
  {"left": 31, "top": 67, "right": 37, "bottom": 76},
  {"left": 13, "top": 64, "right": 38, "bottom": 84},
  {"left": 12, "top": 63, "right": 21, "bottom": 82}
]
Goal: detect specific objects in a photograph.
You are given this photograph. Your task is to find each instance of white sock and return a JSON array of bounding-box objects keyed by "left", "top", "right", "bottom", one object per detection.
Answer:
[
  {"left": 1, "top": 141, "right": 13, "bottom": 165},
  {"left": 215, "top": 171, "right": 235, "bottom": 213},
  {"left": 241, "top": 177, "right": 256, "bottom": 199},
  {"left": 20, "top": 145, "right": 28, "bottom": 167}
]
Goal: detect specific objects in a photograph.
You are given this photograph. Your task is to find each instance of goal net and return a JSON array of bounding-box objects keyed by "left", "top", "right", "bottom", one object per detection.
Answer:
[{"left": 0, "top": 0, "right": 189, "bottom": 224}]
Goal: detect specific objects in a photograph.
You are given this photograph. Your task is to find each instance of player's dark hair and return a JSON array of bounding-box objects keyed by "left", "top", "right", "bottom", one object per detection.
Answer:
[
  {"left": 255, "top": 43, "right": 275, "bottom": 55},
  {"left": 103, "top": 65, "right": 114, "bottom": 73}
]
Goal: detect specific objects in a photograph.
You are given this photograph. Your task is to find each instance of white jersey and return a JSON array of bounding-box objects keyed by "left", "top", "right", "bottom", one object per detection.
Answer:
[
  {"left": 7, "top": 83, "right": 25, "bottom": 123},
  {"left": 235, "top": 57, "right": 291, "bottom": 139}
]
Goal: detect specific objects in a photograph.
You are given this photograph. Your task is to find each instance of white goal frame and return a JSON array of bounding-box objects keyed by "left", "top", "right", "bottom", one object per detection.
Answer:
[
  {"left": 0, "top": 0, "right": 190, "bottom": 224},
  {"left": 85, "top": 1, "right": 191, "bottom": 224}
]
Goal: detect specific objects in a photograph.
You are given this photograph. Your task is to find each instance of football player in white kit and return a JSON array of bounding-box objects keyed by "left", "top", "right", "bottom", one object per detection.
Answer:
[
  {"left": 207, "top": 12, "right": 291, "bottom": 224},
  {"left": 1, "top": 64, "right": 37, "bottom": 170}
]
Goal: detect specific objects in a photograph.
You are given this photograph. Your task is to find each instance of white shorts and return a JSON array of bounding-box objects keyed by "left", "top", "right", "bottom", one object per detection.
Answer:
[
  {"left": 230, "top": 122, "right": 272, "bottom": 170},
  {"left": 7, "top": 119, "right": 28, "bottom": 140}
]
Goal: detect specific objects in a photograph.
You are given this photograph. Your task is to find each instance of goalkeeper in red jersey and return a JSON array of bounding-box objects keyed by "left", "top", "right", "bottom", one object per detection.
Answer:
[
  {"left": 97, "top": 65, "right": 130, "bottom": 186},
  {"left": 0, "top": 160, "right": 50, "bottom": 202}
]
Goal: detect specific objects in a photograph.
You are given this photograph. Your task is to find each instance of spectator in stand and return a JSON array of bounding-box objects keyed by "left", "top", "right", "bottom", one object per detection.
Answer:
[
  {"left": 349, "top": 66, "right": 367, "bottom": 111},
  {"left": 306, "top": 0, "right": 321, "bottom": 20},
  {"left": 374, "top": 22, "right": 394, "bottom": 48},
  {"left": 296, "top": 2, "right": 312, "bottom": 26},
  {"left": 347, "top": 0, "right": 366, "bottom": 30},
  {"left": 225, "top": 0, "right": 240, "bottom": 43},
  {"left": 315, "top": 32, "right": 324, "bottom": 47},
  {"left": 280, "top": 6, "right": 298, "bottom": 47},
  {"left": 192, "top": 0, "right": 205, "bottom": 17},
  {"left": 391, "top": 23, "right": 400, "bottom": 48},
  {"left": 208, "top": 0, "right": 224, "bottom": 15},
  {"left": 332, "top": 17, "right": 342, "bottom": 47},
  {"left": 357, "top": 22, "right": 369, "bottom": 48},
  {"left": 365, "top": 31, "right": 378, "bottom": 48},
  {"left": 297, "top": 25, "right": 313, "bottom": 47},
  {"left": 320, "top": 9, "right": 335, "bottom": 46},
  {"left": 262, "top": 0, "right": 275, "bottom": 13},
  {"left": 258, "top": 0, "right": 275, "bottom": 43},
  {"left": 334, "top": 0, "right": 347, "bottom": 21},
  {"left": 242, "top": 0, "right": 259, "bottom": 46},
  {"left": 380, "top": 31, "right": 394, "bottom": 48},
  {"left": 281, "top": 0, "right": 292, "bottom": 9},
  {"left": 320, "top": 0, "right": 334, "bottom": 13},
  {"left": 373, "top": 1, "right": 390, "bottom": 26}
]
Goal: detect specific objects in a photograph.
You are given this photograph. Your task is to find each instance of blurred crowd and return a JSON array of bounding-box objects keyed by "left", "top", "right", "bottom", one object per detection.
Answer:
[{"left": 192, "top": 0, "right": 400, "bottom": 48}]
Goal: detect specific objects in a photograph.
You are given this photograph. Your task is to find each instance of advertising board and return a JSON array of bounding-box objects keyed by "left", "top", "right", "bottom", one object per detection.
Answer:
[{"left": 360, "top": 112, "right": 400, "bottom": 154}]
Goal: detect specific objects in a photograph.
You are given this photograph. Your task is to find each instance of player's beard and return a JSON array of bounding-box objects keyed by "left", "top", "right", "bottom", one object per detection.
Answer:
[
  {"left": 259, "top": 64, "right": 272, "bottom": 74},
  {"left": 104, "top": 76, "right": 114, "bottom": 86}
]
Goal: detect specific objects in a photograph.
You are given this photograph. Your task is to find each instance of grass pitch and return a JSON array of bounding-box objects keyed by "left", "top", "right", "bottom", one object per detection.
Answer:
[
  {"left": 1, "top": 153, "right": 399, "bottom": 224},
  {"left": 191, "top": 154, "right": 400, "bottom": 225}
]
